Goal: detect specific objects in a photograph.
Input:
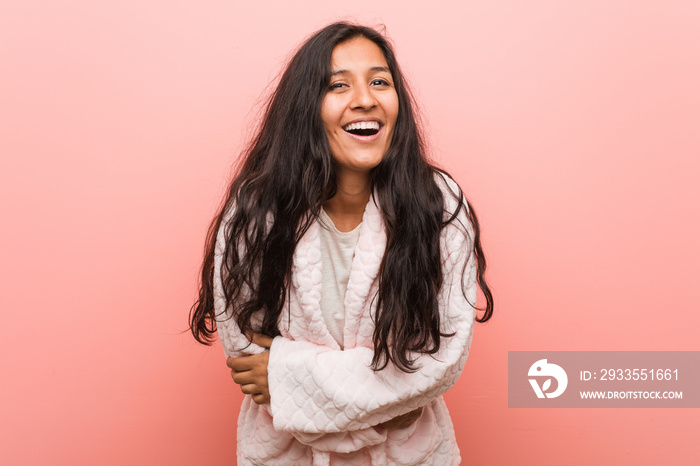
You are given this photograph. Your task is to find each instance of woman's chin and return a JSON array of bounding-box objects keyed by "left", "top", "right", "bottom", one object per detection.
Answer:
[{"left": 333, "top": 153, "right": 386, "bottom": 174}]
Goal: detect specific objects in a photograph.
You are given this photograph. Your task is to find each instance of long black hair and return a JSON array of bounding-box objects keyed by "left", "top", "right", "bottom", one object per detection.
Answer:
[{"left": 190, "top": 22, "right": 493, "bottom": 372}]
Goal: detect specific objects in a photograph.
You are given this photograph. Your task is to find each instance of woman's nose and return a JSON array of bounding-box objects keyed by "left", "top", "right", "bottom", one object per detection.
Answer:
[{"left": 350, "top": 84, "right": 377, "bottom": 110}]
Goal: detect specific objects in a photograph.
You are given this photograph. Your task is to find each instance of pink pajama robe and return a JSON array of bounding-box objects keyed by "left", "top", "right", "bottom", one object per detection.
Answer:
[{"left": 215, "top": 175, "right": 477, "bottom": 465}]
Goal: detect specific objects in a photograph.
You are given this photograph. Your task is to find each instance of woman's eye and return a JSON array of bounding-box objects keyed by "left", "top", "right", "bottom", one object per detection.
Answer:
[
  {"left": 329, "top": 82, "right": 347, "bottom": 90},
  {"left": 371, "top": 79, "right": 389, "bottom": 86}
]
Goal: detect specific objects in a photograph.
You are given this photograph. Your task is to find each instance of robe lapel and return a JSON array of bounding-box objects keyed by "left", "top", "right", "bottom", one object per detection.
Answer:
[
  {"left": 290, "top": 218, "right": 339, "bottom": 349},
  {"left": 290, "top": 196, "right": 386, "bottom": 349},
  {"left": 342, "top": 196, "right": 386, "bottom": 348}
]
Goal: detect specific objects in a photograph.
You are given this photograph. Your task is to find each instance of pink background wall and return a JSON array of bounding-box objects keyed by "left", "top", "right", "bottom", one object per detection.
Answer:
[{"left": 2, "top": 1, "right": 698, "bottom": 464}]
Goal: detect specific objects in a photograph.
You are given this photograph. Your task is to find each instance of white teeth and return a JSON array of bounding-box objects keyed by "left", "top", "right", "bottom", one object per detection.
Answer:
[{"left": 344, "top": 121, "right": 380, "bottom": 131}]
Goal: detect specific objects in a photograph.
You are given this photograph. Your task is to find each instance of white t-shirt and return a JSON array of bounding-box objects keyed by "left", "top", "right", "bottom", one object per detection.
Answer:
[{"left": 317, "top": 208, "right": 361, "bottom": 349}]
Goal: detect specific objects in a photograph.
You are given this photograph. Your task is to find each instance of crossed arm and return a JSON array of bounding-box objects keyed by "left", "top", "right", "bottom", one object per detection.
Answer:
[{"left": 226, "top": 333, "right": 424, "bottom": 429}]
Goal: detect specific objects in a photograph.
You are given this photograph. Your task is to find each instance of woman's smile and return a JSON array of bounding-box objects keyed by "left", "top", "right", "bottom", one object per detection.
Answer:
[{"left": 342, "top": 119, "right": 384, "bottom": 142}]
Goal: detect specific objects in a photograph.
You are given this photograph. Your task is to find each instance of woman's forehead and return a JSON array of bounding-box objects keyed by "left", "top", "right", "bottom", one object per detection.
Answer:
[{"left": 330, "top": 37, "right": 389, "bottom": 73}]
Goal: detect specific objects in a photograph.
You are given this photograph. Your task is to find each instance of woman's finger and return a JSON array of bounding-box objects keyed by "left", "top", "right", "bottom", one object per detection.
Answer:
[
  {"left": 376, "top": 407, "right": 424, "bottom": 429},
  {"left": 239, "top": 383, "right": 259, "bottom": 395},
  {"left": 232, "top": 370, "right": 252, "bottom": 385},
  {"left": 227, "top": 354, "right": 257, "bottom": 372},
  {"left": 251, "top": 333, "right": 273, "bottom": 348},
  {"left": 231, "top": 366, "right": 267, "bottom": 387}
]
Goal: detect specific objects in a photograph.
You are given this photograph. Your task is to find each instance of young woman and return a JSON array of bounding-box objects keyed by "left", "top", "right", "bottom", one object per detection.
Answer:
[{"left": 190, "top": 22, "right": 493, "bottom": 465}]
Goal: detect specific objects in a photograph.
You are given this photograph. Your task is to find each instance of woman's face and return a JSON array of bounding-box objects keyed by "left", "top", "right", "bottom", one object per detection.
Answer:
[{"left": 321, "top": 37, "right": 399, "bottom": 178}]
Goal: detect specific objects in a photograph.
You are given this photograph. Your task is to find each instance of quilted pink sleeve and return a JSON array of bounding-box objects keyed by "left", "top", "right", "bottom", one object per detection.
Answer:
[
  {"left": 267, "top": 217, "right": 477, "bottom": 434},
  {"left": 213, "top": 212, "right": 267, "bottom": 358}
]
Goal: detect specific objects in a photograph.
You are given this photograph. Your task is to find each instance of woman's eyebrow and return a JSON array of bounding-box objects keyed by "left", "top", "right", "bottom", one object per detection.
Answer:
[{"left": 330, "top": 66, "right": 391, "bottom": 76}]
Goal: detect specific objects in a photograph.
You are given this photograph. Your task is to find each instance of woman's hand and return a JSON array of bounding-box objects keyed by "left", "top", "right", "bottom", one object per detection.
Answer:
[
  {"left": 376, "top": 407, "right": 424, "bottom": 429},
  {"left": 226, "top": 333, "right": 273, "bottom": 405}
]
